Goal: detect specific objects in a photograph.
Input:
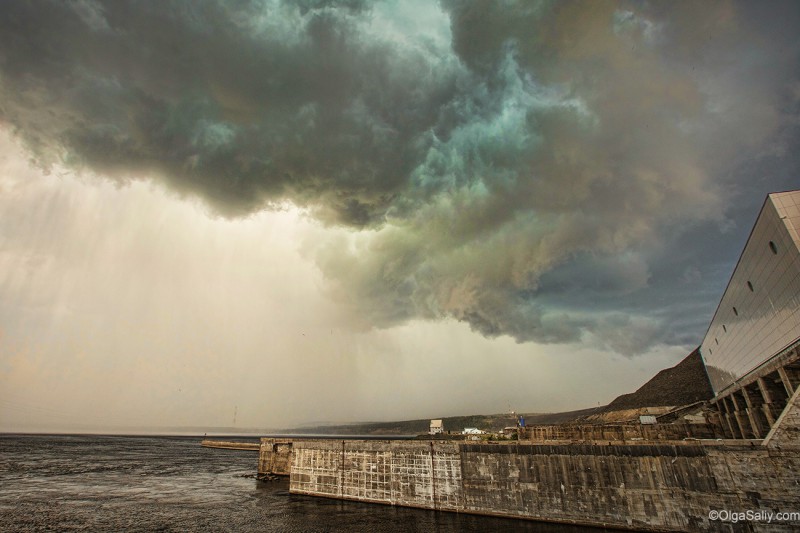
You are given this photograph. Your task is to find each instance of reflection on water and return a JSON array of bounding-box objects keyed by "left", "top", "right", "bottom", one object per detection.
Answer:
[{"left": 0, "top": 434, "right": 604, "bottom": 532}]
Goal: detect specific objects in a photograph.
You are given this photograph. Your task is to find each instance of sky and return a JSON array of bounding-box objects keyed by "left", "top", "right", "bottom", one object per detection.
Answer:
[{"left": 1, "top": 0, "right": 799, "bottom": 432}]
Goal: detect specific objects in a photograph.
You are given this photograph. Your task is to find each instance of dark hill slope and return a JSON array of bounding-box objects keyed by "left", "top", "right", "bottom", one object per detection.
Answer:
[{"left": 603, "top": 348, "right": 714, "bottom": 411}]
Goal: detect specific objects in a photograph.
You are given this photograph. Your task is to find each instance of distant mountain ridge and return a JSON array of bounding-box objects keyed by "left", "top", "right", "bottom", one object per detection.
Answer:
[
  {"left": 285, "top": 349, "right": 715, "bottom": 435},
  {"left": 284, "top": 407, "right": 602, "bottom": 436}
]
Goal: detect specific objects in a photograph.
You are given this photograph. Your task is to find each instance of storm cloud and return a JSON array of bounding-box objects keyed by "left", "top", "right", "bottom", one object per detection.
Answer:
[{"left": 1, "top": 0, "right": 798, "bottom": 354}]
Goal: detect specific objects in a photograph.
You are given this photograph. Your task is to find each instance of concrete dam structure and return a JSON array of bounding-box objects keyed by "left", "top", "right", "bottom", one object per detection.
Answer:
[
  {"left": 258, "top": 412, "right": 799, "bottom": 532},
  {"left": 253, "top": 190, "right": 800, "bottom": 531}
]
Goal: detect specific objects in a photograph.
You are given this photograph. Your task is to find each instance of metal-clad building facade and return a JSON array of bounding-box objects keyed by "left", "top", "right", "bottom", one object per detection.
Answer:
[{"left": 700, "top": 191, "right": 800, "bottom": 395}]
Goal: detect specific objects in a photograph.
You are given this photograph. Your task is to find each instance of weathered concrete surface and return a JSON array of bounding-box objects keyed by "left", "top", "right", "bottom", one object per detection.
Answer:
[
  {"left": 290, "top": 440, "right": 462, "bottom": 511},
  {"left": 285, "top": 439, "right": 799, "bottom": 532},
  {"left": 258, "top": 438, "right": 293, "bottom": 476},
  {"left": 270, "top": 397, "right": 800, "bottom": 530},
  {"left": 459, "top": 443, "right": 751, "bottom": 531}
]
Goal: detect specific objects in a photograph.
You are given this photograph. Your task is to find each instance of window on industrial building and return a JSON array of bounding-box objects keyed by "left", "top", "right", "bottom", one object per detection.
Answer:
[
  {"left": 747, "top": 280, "right": 754, "bottom": 291},
  {"left": 769, "top": 241, "right": 778, "bottom": 254}
]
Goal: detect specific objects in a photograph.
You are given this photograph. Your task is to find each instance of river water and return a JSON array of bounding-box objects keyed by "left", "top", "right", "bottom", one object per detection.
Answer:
[{"left": 0, "top": 434, "right": 605, "bottom": 532}]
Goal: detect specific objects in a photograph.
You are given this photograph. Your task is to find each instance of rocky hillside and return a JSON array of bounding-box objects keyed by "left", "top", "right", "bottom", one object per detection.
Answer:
[{"left": 601, "top": 348, "right": 714, "bottom": 411}]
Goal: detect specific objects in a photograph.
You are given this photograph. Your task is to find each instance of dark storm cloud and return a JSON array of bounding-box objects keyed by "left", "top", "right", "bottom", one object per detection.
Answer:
[
  {"left": 1, "top": 0, "right": 798, "bottom": 354},
  {"left": 1, "top": 0, "right": 455, "bottom": 222}
]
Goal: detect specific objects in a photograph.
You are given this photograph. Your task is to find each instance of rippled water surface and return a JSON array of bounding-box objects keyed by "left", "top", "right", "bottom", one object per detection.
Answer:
[{"left": 0, "top": 434, "right": 603, "bottom": 532}]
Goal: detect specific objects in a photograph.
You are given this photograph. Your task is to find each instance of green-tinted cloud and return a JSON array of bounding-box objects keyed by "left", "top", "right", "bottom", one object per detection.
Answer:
[{"left": 1, "top": 0, "right": 798, "bottom": 353}]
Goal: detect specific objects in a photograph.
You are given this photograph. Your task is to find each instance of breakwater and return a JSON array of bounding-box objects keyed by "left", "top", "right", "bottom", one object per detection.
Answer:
[{"left": 200, "top": 439, "right": 260, "bottom": 451}]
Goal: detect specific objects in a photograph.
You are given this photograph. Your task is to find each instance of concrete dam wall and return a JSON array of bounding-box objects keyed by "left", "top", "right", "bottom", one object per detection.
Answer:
[{"left": 259, "top": 436, "right": 800, "bottom": 532}]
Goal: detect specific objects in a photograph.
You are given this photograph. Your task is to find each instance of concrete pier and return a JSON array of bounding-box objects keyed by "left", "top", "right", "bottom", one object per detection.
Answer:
[{"left": 200, "top": 440, "right": 260, "bottom": 451}]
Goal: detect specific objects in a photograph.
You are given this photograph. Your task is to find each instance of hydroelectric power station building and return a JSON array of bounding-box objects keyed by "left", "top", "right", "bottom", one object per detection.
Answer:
[
  {"left": 252, "top": 190, "right": 800, "bottom": 532},
  {"left": 701, "top": 190, "right": 800, "bottom": 440}
]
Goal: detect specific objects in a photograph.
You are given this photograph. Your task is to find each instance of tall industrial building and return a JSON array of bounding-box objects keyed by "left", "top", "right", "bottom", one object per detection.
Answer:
[{"left": 699, "top": 190, "right": 800, "bottom": 439}]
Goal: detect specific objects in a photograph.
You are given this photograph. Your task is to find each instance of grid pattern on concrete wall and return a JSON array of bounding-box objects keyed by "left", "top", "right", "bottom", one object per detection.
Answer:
[
  {"left": 289, "top": 441, "right": 463, "bottom": 510},
  {"left": 292, "top": 445, "right": 342, "bottom": 497},
  {"left": 432, "top": 450, "right": 462, "bottom": 509},
  {"left": 701, "top": 191, "right": 800, "bottom": 394},
  {"left": 390, "top": 448, "right": 433, "bottom": 502},
  {"left": 341, "top": 450, "right": 392, "bottom": 501}
]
